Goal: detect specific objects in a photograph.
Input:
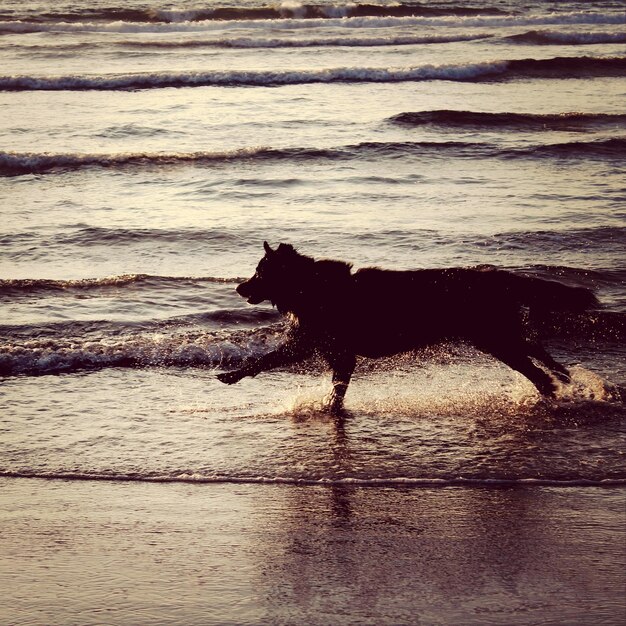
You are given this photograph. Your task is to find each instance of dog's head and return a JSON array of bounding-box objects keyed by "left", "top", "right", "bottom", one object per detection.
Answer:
[{"left": 237, "top": 241, "right": 303, "bottom": 309}]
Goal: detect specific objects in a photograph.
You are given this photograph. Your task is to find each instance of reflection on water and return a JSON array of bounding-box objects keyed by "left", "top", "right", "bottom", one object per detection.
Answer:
[{"left": 255, "top": 483, "right": 625, "bottom": 625}]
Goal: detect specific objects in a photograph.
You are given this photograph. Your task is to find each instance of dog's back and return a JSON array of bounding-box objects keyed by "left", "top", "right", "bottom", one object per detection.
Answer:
[{"left": 342, "top": 266, "right": 595, "bottom": 358}]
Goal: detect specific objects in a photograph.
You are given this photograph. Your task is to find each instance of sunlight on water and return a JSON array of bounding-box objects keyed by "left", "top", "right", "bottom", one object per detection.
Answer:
[{"left": 559, "top": 364, "right": 622, "bottom": 402}]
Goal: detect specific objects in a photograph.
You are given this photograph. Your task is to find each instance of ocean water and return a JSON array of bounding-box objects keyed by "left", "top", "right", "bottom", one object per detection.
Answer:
[{"left": 1, "top": 0, "right": 625, "bottom": 491}]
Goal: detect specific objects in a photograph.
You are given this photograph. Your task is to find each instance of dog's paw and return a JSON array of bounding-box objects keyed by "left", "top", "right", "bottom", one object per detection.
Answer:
[
  {"left": 217, "top": 370, "right": 243, "bottom": 385},
  {"left": 322, "top": 392, "right": 346, "bottom": 417}
]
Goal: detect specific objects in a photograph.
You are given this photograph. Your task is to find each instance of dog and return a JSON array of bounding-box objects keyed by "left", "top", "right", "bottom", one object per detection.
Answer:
[{"left": 218, "top": 242, "right": 598, "bottom": 412}]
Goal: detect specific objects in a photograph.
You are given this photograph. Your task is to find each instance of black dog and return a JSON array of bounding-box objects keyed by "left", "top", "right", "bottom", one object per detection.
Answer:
[{"left": 218, "top": 242, "right": 597, "bottom": 412}]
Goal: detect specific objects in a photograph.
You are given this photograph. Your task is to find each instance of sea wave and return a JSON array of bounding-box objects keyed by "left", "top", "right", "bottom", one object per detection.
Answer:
[
  {"left": 389, "top": 110, "right": 626, "bottom": 131},
  {"left": 1, "top": 10, "right": 624, "bottom": 34},
  {"left": 0, "top": 307, "right": 281, "bottom": 339},
  {"left": 0, "top": 3, "right": 512, "bottom": 25},
  {"left": 349, "top": 226, "right": 626, "bottom": 264},
  {"left": 2, "top": 265, "right": 623, "bottom": 300},
  {"left": 346, "top": 138, "right": 626, "bottom": 160},
  {"left": 477, "top": 226, "right": 626, "bottom": 254},
  {"left": 117, "top": 32, "right": 493, "bottom": 49},
  {"left": 525, "top": 137, "right": 626, "bottom": 158},
  {"left": 0, "top": 326, "right": 281, "bottom": 376},
  {"left": 0, "top": 274, "right": 240, "bottom": 296},
  {"left": 506, "top": 29, "right": 626, "bottom": 45},
  {"left": 2, "top": 137, "right": 624, "bottom": 176},
  {"left": 9, "top": 29, "right": 625, "bottom": 51},
  {"left": 1, "top": 57, "right": 623, "bottom": 92},
  {"left": 519, "top": 265, "right": 626, "bottom": 290},
  {"left": 0, "top": 147, "right": 338, "bottom": 175},
  {"left": 1, "top": 470, "right": 624, "bottom": 487},
  {"left": 0, "top": 265, "right": 620, "bottom": 299},
  {"left": 0, "top": 305, "right": 623, "bottom": 377},
  {"left": 55, "top": 227, "right": 247, "bottom": 246},
  {"left": 156, "top": 2, "right": 511, "bottom": 21}
]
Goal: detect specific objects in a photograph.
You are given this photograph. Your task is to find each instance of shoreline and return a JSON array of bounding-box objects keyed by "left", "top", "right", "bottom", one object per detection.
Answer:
[
  {"left": 2, "top": 471, "right": 625, "bottom": 488},
  {"left": 2, "top": 478, "right": 625, "bottom": 625}
]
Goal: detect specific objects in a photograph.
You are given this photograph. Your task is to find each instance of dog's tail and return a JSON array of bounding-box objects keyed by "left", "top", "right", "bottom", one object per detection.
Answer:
[{"left": 504, "top": 271, "right": 599, "bottom": 312}]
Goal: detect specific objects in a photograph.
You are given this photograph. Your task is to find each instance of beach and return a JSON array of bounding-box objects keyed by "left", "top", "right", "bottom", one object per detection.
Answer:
[{"left": 2, "top": 478, "right": 625, "bottom": 625}]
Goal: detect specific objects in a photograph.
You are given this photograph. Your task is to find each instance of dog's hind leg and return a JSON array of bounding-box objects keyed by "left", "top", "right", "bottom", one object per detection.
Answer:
[
  {"left": 323, "top": 352, "right": 356, "bottom": 415},
  {"left": 480, "top": 343, "right": 558, "bottom": 398},
  {"left": 526, "top": 342, "right": 571, "bottom": 384}
]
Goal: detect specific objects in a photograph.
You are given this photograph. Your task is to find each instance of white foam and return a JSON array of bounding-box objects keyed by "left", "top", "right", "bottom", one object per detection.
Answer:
[
  {"left": 279, "top": 1, "right": 309, "bottom": 19},
  {"left": 152, "top": 9, "right": 204, "bottom": 23},
  {"left": 0, "top": 60, "right": 512, "bottom": 91},
  {"left": 556, "top": 365, "right": 620, "bottom": 402},
  {"left": 0, "top": 331, "right": 274, "bottom": 376},
  {"left": 208, "top": 32, "right": 492, "bottom": 48},
  {"left": 320, "top": 3, "right": 357, "bottom": 19},
  {"left": 1, "top": 11, "right": 624, "bottom": 35}
]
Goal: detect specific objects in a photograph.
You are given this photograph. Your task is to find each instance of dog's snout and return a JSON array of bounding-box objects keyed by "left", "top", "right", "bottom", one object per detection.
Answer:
[
  {"left": 236, "top": 277, "right": 265, "bottom": 304},
  {"left": 236, "top": 281, "right": 250, "bottom": 297}
]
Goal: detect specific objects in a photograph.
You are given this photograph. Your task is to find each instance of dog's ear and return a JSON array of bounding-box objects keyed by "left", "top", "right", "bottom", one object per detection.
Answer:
[
  {"left": 276, "top": 243, "right": 296, "bottom": 255},
  {"left": 263, "top": 241, "right": 274, "bottom": 255}
]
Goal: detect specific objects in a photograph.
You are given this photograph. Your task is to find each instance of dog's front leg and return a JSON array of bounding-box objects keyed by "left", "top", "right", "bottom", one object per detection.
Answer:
[
  {"left": 324, "top": 353, "right": 356, "bottom": 415},
  {"left": 217, "top": 340, "right": 311, "bottom": 385}
]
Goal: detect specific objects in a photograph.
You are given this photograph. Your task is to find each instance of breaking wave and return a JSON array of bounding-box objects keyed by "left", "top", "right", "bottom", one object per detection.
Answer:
[
  {"left": 0, "top": 3, "right": 512, "bottom": 25},
  {"left": 2, "top": 137, "right": 625, "bottom": 175},
  {"left": 117, "top": 32, "right": 493, "bottom": 49},
  {"left": 1, "top": 10, "right": 624, "bottom": 34},
  {"left": 9, "top": 3, "right": 511, "bottom": 24},
  {"left": 1, "top": 57, "right": 623, "bottom": 92},
  {"left": 1, "top": 306, "right": 623, "bottom": 377},
  {"left": 0, "top": 325, "right": 281, "bottom": 377}
]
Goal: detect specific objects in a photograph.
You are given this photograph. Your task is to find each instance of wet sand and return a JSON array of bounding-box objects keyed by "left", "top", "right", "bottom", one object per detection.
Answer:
[{"left": 1, "top": 478, "right": 624, "bottom": 625}]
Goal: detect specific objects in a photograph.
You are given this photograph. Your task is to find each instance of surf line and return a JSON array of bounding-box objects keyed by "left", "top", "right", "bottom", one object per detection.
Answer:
[
  {"left": 1, "top": 471, "right": 625, "bottom": 488},
  {"left": 1, "top": 57, "right": 624, "bottom": 91}
]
